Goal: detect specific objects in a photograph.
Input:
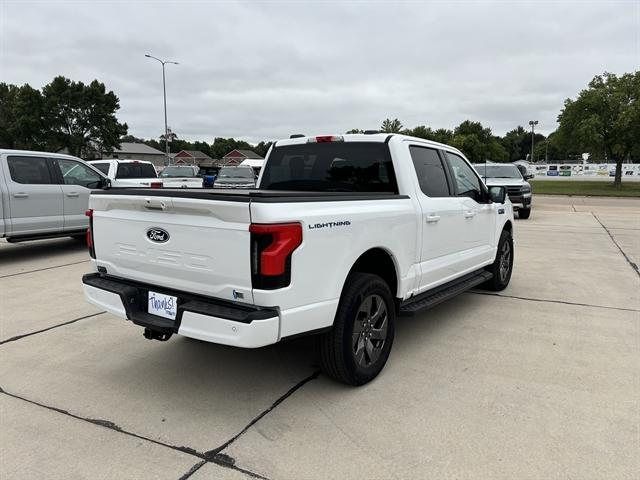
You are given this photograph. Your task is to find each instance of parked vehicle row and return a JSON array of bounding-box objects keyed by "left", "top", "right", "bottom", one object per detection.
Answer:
[
  {"left": 0, "top": 150, "right": 109, "bottom": 242},
  {"left": 82, "top": 133, "right": 515, "bottom": 386}
]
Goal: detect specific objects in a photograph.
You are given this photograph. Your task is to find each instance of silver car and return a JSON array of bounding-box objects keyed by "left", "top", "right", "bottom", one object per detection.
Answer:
[
  {"left": 213, "top": 165, "right": 256, "bottom": 189},
  {"left": 0, "top": 149, "right": 109, "bottom": 242}
]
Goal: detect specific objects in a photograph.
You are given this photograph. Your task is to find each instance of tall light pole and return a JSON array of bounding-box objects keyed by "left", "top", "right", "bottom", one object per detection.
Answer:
[
  {"left": 528, "top": 120, "right": 538, "bottom": 162},
  {"left": 145, "top": 54, "right": 178, "bottom": 165}
]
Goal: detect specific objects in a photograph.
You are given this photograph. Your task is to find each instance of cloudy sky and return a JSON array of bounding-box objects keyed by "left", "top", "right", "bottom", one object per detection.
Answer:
[{"left": 1, "top": 0, "right": 638, "bottom": 144}]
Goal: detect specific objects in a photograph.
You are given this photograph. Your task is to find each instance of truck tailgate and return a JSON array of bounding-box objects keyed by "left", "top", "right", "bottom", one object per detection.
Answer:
[{"left": 90, "top": 193, "right": 253, "bottom": 303}]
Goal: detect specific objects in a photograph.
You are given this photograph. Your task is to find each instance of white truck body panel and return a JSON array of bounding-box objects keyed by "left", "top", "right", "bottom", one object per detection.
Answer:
[{"left": 83, "top": 134, "right": 513, "bottom": 349}]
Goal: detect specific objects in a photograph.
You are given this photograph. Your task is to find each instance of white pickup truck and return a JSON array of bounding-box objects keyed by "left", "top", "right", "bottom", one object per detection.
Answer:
[
  {"left": 88, "top": 159, "right": 162, "bottom": 188},
  {"left": 82, "top": 134, "right": 514, "bottom": 385}
]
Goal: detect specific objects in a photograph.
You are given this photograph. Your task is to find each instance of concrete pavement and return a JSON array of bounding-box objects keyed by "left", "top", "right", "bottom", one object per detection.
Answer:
[{"left": 1, "top": 196, "right": 638, "bottom": 479}]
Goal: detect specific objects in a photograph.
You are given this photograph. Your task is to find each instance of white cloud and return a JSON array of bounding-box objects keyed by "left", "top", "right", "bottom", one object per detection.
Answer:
[{"left": 1, "top": 0, "right": 638, "bottom": 142}]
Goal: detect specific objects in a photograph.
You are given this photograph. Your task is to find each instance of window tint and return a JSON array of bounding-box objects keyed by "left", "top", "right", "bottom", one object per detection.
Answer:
[
  {"left": 445, "top": 152, "right": 483, "bottom": 201},
  {"left": 409, "top": 146, "right": 450, "bottom": 197},
  {"left": 7, "top": 156, "right": 53, "bottom": 184},
  {"left": 57, "top": 159, "right": 102, "bottom": 188},
  {"left": 261, "top": 142, "right": 397, "bottom": 193},
  {"left": 116, "top": 162, "right": 158, "bottom": 179},
  {"left": 91, "top": 162, "right": 110, "bottom": 175}
]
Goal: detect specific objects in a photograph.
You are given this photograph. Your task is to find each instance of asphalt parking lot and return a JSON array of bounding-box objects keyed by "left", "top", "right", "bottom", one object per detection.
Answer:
[{"left": 1, "top": 195, "right": 639, "bottom": 480}]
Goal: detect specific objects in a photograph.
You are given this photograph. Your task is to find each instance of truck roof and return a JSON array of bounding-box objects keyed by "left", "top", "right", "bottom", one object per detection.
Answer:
[
  {"left": 88, "top": 159, "right": 154, "bottom": 165},
  {"left": 273, "top": 133, "right": 465, "bottom": 156},
  {"left": 0, "top": 149, "right": 83, "bottom": 160}
]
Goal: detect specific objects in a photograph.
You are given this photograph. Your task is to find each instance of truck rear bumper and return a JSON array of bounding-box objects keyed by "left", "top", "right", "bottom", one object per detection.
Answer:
[{"left": 82, "top": 273, "right": 279, "bottom": 348}]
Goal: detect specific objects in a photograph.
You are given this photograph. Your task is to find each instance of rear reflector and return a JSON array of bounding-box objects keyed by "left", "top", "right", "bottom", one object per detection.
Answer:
[
  {"left": 308, "top": 135, "right": 344, "bottom": 143},
  {"left": 150, "top": 181, "right": 163, "bottom": 189},
  {"left": 85, "top": 209, "right": 95, "bottom": 258}
]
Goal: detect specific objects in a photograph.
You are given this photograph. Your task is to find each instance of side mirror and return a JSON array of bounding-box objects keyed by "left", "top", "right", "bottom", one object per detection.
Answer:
[
  {"left": 524, "top": 173, "right": 534, "bottom": 180},
  {"left": 101, "top": 178, "right": 112, "bottom": 189},
  {"left": 489, "top": 186, "right": 507, "bottom": 204}
]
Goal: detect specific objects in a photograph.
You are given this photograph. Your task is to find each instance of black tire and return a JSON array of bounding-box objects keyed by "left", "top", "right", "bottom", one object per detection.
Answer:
[
  {"left": 518, "top": 208, "right": 531, "bottom": 219},
  {"left": 319, "top": 273, "right": 395, "bottom": 386},
  {"left": 482, "top": 229, "right": 514, "bottom": 291}
]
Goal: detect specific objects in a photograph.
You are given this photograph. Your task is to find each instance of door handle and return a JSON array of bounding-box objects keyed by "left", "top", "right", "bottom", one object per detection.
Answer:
[
  {"left": 13, "top": 192, "right": 28, "bottom": 198},
  {"left": 464, "top": 210, "right": 477, "bottom": 219},
  {"left": 426, "top": 214, "right": 441, "bottom": 223},
  {"left": 66, "top": 192, "right": 80, "bottom": 197}
]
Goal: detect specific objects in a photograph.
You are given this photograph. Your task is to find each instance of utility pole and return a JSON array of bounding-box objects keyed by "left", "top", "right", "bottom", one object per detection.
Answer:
[
  {"left": 529, "top": 120, "right": 538, "bottom": 163},
  {"left": 145, "top": 54, "right": 179, "bottom": 166},
  {"left": 545, "top": 138, "right": 549, "bottom": 162}
]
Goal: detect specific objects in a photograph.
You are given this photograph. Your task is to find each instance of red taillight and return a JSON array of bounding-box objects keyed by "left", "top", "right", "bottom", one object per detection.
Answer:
[
  {"left": 250, "top": 223, "right": 302, "bottom": 275},
  {"left": 85, "top": 209, "right": 95, "bottom": 258},
  {"left": 150, "top": 181, "right": 163, "bottom": 189},
  {"left": 308, "top": 135, "right": 344, "bottom": 143},
  {"left": 249, "top": 223, "right": 302, "bottom": 289}
]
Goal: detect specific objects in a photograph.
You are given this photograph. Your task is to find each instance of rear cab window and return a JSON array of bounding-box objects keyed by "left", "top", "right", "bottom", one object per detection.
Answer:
[
  {"left": 260, "top": 141, "right": 398, "bottom": 193},
  {"left": 7, "top": 156, "right": 53, "bottom": 184},
  {"left": 116, "top": 162, "right": 158, "bottom": 179},
  {"left": 91, "top": 162, "right": 111, "bottom": 175}
]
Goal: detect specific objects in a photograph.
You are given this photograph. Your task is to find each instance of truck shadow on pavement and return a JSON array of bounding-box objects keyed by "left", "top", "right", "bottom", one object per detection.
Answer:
[{"left": 0, "top": 238, "right": 87, "bottom": 268}]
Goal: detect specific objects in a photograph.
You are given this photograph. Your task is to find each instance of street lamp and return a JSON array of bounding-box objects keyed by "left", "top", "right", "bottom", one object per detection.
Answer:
[
  {"left": 528, "top": 120, "right": 538, "bottom": 163},
  {"left": 145, "top": 54, "right": 178, "bottom": 165}
]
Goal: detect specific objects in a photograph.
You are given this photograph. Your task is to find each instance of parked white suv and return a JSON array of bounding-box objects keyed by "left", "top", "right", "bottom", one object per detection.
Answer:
[
  {"left": 82, "top": 134, "right": 514, "bottom": 385},
  {"left": 88, "top": 159, "right": 162, "bottom": 188},
  {"left": 1, "top": 149, "right": 109, "bottom": 242}
]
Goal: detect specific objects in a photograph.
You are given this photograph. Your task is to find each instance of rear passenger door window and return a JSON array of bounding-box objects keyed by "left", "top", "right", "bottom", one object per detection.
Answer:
[
  {"left": 7, "top": 156, "right": 54, "bottom": 184},
  {"left": 409, "top": 146, "right": 451, "bottom": 197},
  {"left": 445, "top": 152, "right": 483, "bottom": 202}
]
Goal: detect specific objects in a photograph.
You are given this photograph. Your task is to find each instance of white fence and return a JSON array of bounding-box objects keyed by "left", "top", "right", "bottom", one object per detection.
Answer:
[{"left": 529, "top": 163, "right": 640, "bottom": 178}]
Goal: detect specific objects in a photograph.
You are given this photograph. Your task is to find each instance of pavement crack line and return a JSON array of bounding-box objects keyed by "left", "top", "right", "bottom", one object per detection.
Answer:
[
  {"left": 0, "top": 386, "right": 269, "bottom": 479},
  {"left": 0, "top": 311, "right": 107, "bottom": 346},
  {"left": 0, "top": 259, "right": 90, "bottom": 279},
  {"left": 592, "top": 212, "right": 640, "bottom": 279},
  {"left": 206, "top": 370, "right": 321, "bottom": 458},
  {"left": 470, "top": 291, "right": 640, "bottom": 313},
  {"left": 177, "top": 460, "right": 207, "bottom": 480}
]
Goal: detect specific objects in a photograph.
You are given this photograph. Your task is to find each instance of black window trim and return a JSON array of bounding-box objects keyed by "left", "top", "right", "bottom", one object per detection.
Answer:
[{"left": 408, "top": 144, "right": 454, "bottom": 198}]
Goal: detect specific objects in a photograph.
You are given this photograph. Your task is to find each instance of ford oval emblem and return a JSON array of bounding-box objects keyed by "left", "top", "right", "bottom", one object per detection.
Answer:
[{"left": 146, "top": 227, "right": 169, "bottom": 243}]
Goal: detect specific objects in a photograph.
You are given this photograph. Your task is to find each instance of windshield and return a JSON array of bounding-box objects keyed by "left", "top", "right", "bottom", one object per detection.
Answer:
[
  {"left": 90, "top": 162, "right": 110, "bottom": 175},
  {"left": 115, "top": 162, "right": 157, "bottom": 179},
  {"left": 160, "top": 166, "right": 199, "bottom": 178},
  {"left": 218, "top": 167, "right": 254, "bottom": 179},
  {"left": 473, "top": 164, "right": 522, "bottom": 179},
  {"left": 260, "top": 142, "right": 397, "bottom": 192}
]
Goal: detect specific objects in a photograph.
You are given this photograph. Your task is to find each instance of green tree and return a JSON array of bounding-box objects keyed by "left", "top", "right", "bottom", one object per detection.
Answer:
[
  {"left": 450, "top": 120, "right": 508, "bottom": 162},
  {"left": 210, "top": 137, "right": 253, "bottom": 159},
  {"left": 380, "top": 118, "right": 403, "bottom": 133},
  {"left": 0, "top": 83, "right": 48, "bottom": 150},
  {"left": 254, "top": 141, "right": 274, "bottom": 158},
  {"left": 405, "top": 125, "right": 436, "bottom": 140},
  {"left": 42, "top": 76, "right": 127, "bottom": 158},
  {"left": 557, "top": 71, "right": 640, "bottom": 186}
]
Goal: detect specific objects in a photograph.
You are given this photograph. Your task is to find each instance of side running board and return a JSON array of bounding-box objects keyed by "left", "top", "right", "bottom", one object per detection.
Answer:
[{"left": 399, "top": 269, "right": 493, "bottom": 316}]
